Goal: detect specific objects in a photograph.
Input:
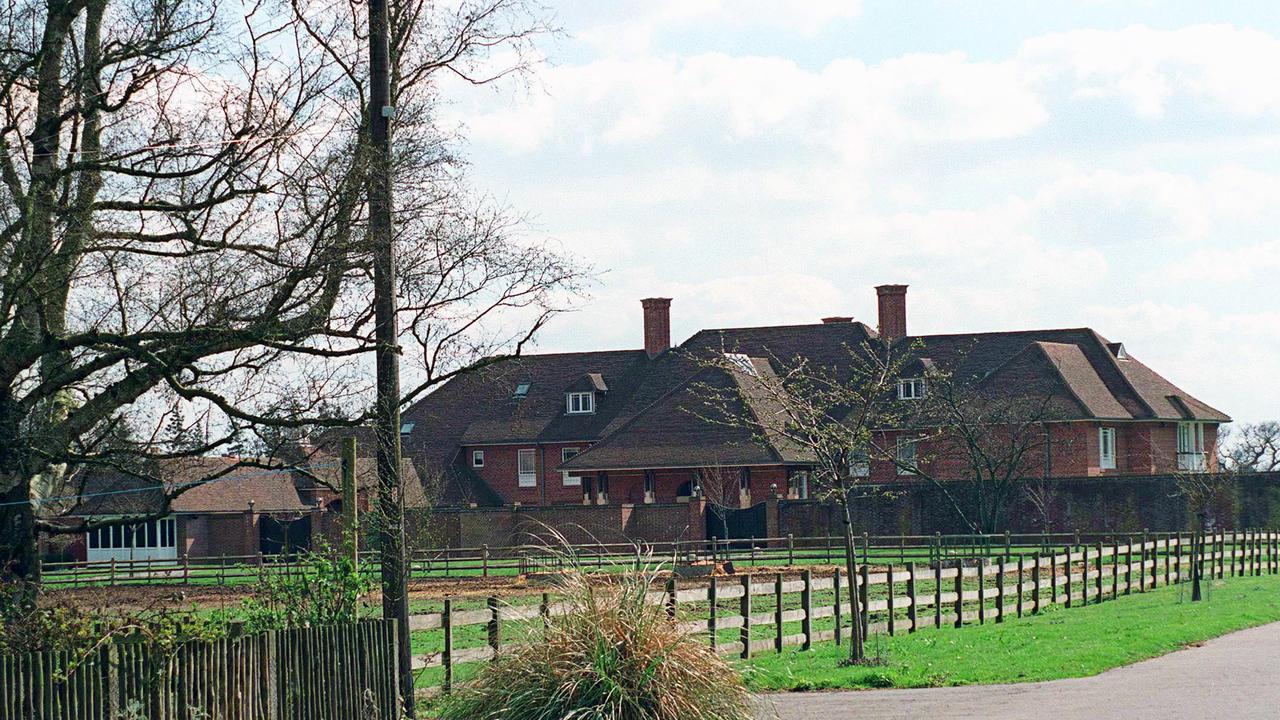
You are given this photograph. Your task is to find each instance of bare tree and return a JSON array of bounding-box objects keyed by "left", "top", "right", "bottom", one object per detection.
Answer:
[
  {"left": 694, "top": 342, "right": 911, "bottom": 665},
  {"left": 695, "top": 462, "right": 746, "bottom": 549},
  {"left": 1219, "top": 422, "right": 1280, "bottom": 473},
  {"left": 890, "top": 366, "right": 1072, "bottom": 534},
  {"left": 0, "top": 0, "right": 577, "bottom": 585}
]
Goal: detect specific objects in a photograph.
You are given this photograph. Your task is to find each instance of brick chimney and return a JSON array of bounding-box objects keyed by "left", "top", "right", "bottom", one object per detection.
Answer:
[
  {"left": 875, "top": 284, "right": 908, "bottom": 341},
  {"left": 641, "top": 298, "right": 672, "bottom": 358}
]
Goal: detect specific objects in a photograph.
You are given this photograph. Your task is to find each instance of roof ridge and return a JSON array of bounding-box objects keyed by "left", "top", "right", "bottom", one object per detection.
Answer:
[{"left": 1083, "top": 329, "right": 1156, "bottom": 419}]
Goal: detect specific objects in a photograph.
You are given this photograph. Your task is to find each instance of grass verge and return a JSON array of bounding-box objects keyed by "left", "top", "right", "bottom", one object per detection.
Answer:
[{"left": 740, "top": 573, "right": 1280, "bottom": 692}]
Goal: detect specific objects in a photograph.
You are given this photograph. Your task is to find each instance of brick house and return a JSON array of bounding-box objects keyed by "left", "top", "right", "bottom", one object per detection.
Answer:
[
  {"left": 400, "top": 285, "right": 1229, "bottom": 511},
  {"left": 56, "top": 455, "right": 422, "bottom": 562}
]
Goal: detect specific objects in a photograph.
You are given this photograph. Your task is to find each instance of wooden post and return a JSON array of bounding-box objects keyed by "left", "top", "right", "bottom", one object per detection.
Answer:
[
  {"left": 859, "top": 564, "right": 870, "bottom": 640},
  {"left": 1016, "top": 555, "right": 1025, "bottom": 617},
  {"left": 341, "top": 436, "right": 360, "bottom": 568},
  {"left": 887, "top": 563, "right": 896, "bottom": 635},
  {"left": 1050, "top": 551, "right": 1059, "bottom": 607},
  {"left": 708, "top": 576, "right": 718, "bottom": 650},
  {"left": 833, "top": 568, "right": 843, "bottom": 645},
  {"left": 996, "top": 557, "right": 1005, "bottom": 622},
  {"left": 953, "top": 560, "right": 964, "bottom": 628},
  {"left": 1064, "top": 546, "right": 1073, "bottom": 609},
  {"left": 774, "top": 573, "right": 784, "bottom": 654},
  {"left": 442, "top": 598, "right": 453, "bottom": 693},
  {"left": 182, "top": 553, "right": 190, "bottom": 585},
  {"left": 666, "top": 577, "right": 678, "bottom": 621},
  {"left": 1175, "top": 533, "right": 1183, "bottom": 584},
  {"left": 740, "top": 574, "right": 753, "bottom": 659},
  {"left": 1163, "top": 535, "right": 1171, "bottom": 586},
  {"left": 487, "top": 596, "right": 501, "bottom": 655},
  {"left": 1081, "top": 544, "right": 1089, "bottom": 606},
  {"left": 801, "top": 569, "right": 813, "bottom": 650},
  {"left": 1032, "top": 554, "right": 1042, "bottom": 614},
  {"left": 1095, "top": 542, "right": 1104, "bottom": 604},
  {"left": 862, "top": 532, "right": 869, "bottom": 566},
  {"left": 482, "top": 545, "right": 489, "bottom": 578},
  {"left": 1112, "top": 540, "right": 1120, "bottom": 598},
  {"left": 787, "top": 534, "right": 795, "bottom": 566},
  {"left": 1124, "top": 537, "right": 1133, "bottom": 595},
  {"left": 934, "top": 561, "right": 943, "bottom": 628},
  {"left": 977, "top": 558, "right": 986, "bottom": 624},
  {"left": 906, "top": 562, "right": 918, "bottom": 633}
]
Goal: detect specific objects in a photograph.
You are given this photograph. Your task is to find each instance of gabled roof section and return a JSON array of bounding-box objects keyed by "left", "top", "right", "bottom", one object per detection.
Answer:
[
  {"left": 982, "top": 341, "right": 1132, "bottom": 419},
  {"left": 400, "top": 349, "right": 651, "bottom": 467}
]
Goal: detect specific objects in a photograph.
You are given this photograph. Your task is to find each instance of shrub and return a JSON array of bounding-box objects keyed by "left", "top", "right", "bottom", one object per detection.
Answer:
[
  {"left": 240, "top": 543, "right": 371, "bottom": 632},
  {"left": 437, "top": 560, "right": 754, "bottom": 720}
]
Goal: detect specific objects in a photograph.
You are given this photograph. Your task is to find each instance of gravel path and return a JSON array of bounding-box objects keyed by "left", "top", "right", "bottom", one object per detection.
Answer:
[{"left": 756, "top": 621, "right": 1280, "bottom": 720}]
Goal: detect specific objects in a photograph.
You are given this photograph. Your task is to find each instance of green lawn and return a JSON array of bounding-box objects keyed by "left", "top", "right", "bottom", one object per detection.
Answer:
[{"left": 739, "top": 573, "right": 1280, "bottom": 692}]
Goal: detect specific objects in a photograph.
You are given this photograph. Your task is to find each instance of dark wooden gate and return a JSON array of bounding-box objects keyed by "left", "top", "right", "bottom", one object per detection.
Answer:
[{"left": 706, "top": 502, "right": 767, "bottom": 545}]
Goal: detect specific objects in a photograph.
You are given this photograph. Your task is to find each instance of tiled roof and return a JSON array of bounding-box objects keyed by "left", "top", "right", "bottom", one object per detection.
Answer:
[
  {"left": 298, "top": 454, "right": 428, "bottom": 508},
  {"left": 67, "top": 457, "right": 308, "bottom": 518},
  {"left": 404, "top": 319, "right": 1229, "bottom": 477}
]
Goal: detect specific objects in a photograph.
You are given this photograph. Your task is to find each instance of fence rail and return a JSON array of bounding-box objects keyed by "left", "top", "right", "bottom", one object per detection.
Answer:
[
  {"left": 43, "top": 529, "right": 1231, "bottom": 587},
  {"left": 407, "top": 529, "right": 1279, "bottom": 697},
  {"left": 0, "top": 621, "right": 401, "bottom": 720}
]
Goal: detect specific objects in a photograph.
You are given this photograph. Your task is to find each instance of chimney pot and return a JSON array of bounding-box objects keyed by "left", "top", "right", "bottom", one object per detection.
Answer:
[
  {"left": 821, "top": 316, "right": 853, "bottom": 324},
  {"left": 875, "top": 284, "right": 908, "bottom": 340},
  {"left": 641, "top": 298, "right": 672, "bottom": 358}
]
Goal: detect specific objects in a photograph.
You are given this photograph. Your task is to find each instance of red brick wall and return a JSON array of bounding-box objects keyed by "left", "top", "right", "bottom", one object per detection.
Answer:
[
  {"left": 465, "top": 442, "right": 598, "bottom": 505},
  {"left": 435, "top": 502, "right": 702, "bottom": 548}
]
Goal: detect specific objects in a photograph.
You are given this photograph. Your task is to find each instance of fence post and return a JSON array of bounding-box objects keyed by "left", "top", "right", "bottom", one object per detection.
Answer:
[
  {"left": 1095, "top": 542, "right": 1104, "bottom": 604},
  {"left": 1124, "top": 536, "right": 1133, "bottom": 595},
  {"left": 1032, "top": 553, "right": 1042, "bottom": 613},
  {"left": 666, "top": 577, "right": 678, "bottom": 621},
  {"left": 1141, "top": 529, "right": 1150, "bottom": 592},
  {"left": 1112, "top": 540, "right": 1120, "bottom": 598},
  {"left": 110, "top": 557, "right": 117, "bottom": 586},
  {"left": 859, "top": 564, "right": 870, "bottom": 639},
  {"left": 1064, "top": 546, "right": 1073, "bottom": 609},
  {"left": 1016, "top": 555, "right": 1025, "bottom": 618},
  {"left": 1163, "top": 534, "right": 1171, "bottom": 586},
  {"left": 482, "top": 545, "right": 489, "bottom": 578},
  {"left": 540, "top": 592, "right": 551, "bottom": 628},
  {"left": 1050, "top": 551, "right": 1059, "bottom": 607},
  {"left": 1081, "top": 544, "right": 1089, "bottom": 606},
  {"left": 934, "top": 561, "right": 943, "bottom": 628},
  {"left": 833, "top": 568, "right": 843, "bottom": 645},
  {"left": 953, "top": 560, "right": 964, "bottom": 628},
  {"left": 774, "top": 573, "right": 784, "bottom": 653},
  {"left": 443, "top": 598, "right": 454, "bottom": 694},
  {"left": 487, "top": 596, "right": 501, "bottom": 656},
  {"left": 801, "top": 569, "right": 813, "bottom": 651},
  {"left": 862, "top": 532, "right": 870, "bottom": 566},
  {"left": 708, "top": 576, "right": 718, "bottom": 651},
  {"left": 976, "top": 558, "right": 986, "bottom": 624},
  {"left": 182, "top": 553, "right": 190, "bottom": 584},
  {"left": 740, "top": 574, "right": 753, "bottom": 659},
  {"left": 787, "top": 534, "right": 795, "bottom": 566},
  {"left": 907, "top": 562, "right": 918, "bottom": 632},
  {"left": 886, "top": 563, "right": 896, "bottom": 635},
  {"left": 995, "top": 557, "right": 1005, "bottom": 622}
]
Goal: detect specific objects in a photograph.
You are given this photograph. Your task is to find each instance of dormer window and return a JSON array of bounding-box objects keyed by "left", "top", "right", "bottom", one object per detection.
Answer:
[
  {"left": 898, "top": 377, "right": 926, "bottom": 400},
  {"left": 566, "top": 391, "right": 595, "bottom": 414}
]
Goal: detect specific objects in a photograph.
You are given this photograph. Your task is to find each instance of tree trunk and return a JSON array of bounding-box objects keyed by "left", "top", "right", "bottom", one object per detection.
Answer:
[
  {"left": 838, "top": 487, "right": 865, "bottom": 664},
  {"left": 0, "top": 480, "right": 40, "bottom": 588}
]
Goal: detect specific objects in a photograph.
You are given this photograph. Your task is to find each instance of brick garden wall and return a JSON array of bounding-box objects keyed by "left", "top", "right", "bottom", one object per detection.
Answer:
[{"left": 413, "top": 472, "right": 1280, "bottom": 549}]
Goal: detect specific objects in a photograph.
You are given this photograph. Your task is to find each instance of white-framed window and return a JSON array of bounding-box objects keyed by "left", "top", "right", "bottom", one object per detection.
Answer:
[
  {"left": 566, "top": 391, "right": 595, "bottom": 414},
  {"left": 472, "top": 449, "right": 484, "bottom": 468},
  {"left": 1099, "top": 427, "right": 1117, "bottom": 470},
  {"left": 561, "top": 447, "right": 581, "bottom": 486},
  {"left": 896, "top": 437, "right": 918, "bottom": 475},
  {"left": 898, "top": 377, "right": 926, "bottom": 400},
  {"left": 86, "top": 517, "right": 177, "bottom": 562},
  {"left": 1177, "top": 422, "right": 1207, "bottom": 472},
  {"left": 517, "top": 448, "right": 537, "bottom": 487}
]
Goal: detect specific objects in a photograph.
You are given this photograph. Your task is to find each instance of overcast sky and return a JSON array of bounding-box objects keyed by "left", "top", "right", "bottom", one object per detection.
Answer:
[{"left": 439, "top": 0, "right": 1280, "bottom": 423}]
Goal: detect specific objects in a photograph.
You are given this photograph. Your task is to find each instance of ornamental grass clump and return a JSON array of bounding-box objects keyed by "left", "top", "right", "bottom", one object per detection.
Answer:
[{"left": 437, "top": 555, "right": 754, "bottom": 720}]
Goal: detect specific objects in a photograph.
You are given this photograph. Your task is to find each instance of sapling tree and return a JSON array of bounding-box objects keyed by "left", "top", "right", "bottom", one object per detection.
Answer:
[{"left": 695, "top": 341, "right": 912, "bottom": 665}]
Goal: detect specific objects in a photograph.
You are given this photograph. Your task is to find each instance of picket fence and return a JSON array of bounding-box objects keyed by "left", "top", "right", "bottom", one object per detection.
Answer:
[{"left": 0, "top": 620, "right": 401, "bottom": 720}]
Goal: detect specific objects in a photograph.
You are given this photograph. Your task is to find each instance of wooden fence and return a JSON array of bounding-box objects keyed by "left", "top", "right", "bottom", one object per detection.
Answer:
[
  {"left": 408, "top": 529, "right": 1279, "bottom": 696},
  {"left": 0, "top": 620, "right": 401, "bottom": 720},
  {"left": 42, "top": 529, "right": 1215, "bottom": 587}
]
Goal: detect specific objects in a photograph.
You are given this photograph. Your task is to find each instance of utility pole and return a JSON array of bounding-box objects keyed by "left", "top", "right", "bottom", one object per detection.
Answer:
[{"left": 367, "top": 0, "right": 414, "bottom": 713}]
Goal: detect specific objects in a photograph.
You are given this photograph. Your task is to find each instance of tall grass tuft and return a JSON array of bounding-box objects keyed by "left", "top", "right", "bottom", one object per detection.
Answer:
[{"left": 436, "top": 544, "right": 754, "bottom": 720}]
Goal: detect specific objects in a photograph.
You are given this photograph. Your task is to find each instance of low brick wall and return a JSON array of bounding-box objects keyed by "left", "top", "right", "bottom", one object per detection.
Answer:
[
  {"left": 779, "top": 471, "right": 1280, "bottom": 537},
  {"left": 413, "top": 473, "right": 1280, "bottom": 548}
]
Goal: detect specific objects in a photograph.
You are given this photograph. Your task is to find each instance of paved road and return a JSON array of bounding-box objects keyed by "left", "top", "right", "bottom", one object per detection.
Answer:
[{"left": 756, "top": 621, "right": 1280, "bottom": 719}]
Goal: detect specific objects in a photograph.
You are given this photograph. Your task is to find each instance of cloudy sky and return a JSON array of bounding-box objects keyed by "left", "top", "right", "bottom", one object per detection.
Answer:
[{"left": 440, "top": 0, "right": 1280, "bottom": 423}]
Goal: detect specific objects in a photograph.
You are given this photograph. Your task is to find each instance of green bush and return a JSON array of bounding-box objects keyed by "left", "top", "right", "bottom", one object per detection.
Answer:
[
  {"left": 437, "top": 560, "right": 753, "bottom": 720},
  {"left": 240, "top": 544, "right": 371, "bottom": 632}
]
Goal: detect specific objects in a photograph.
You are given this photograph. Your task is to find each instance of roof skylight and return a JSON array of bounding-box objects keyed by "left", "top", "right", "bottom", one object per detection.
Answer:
[
  {"left": 724, "top": 353, "right": 756, "bottom": 376},
  {"left": 514, "top": 382, "right": 531, "bottom": 398}
]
